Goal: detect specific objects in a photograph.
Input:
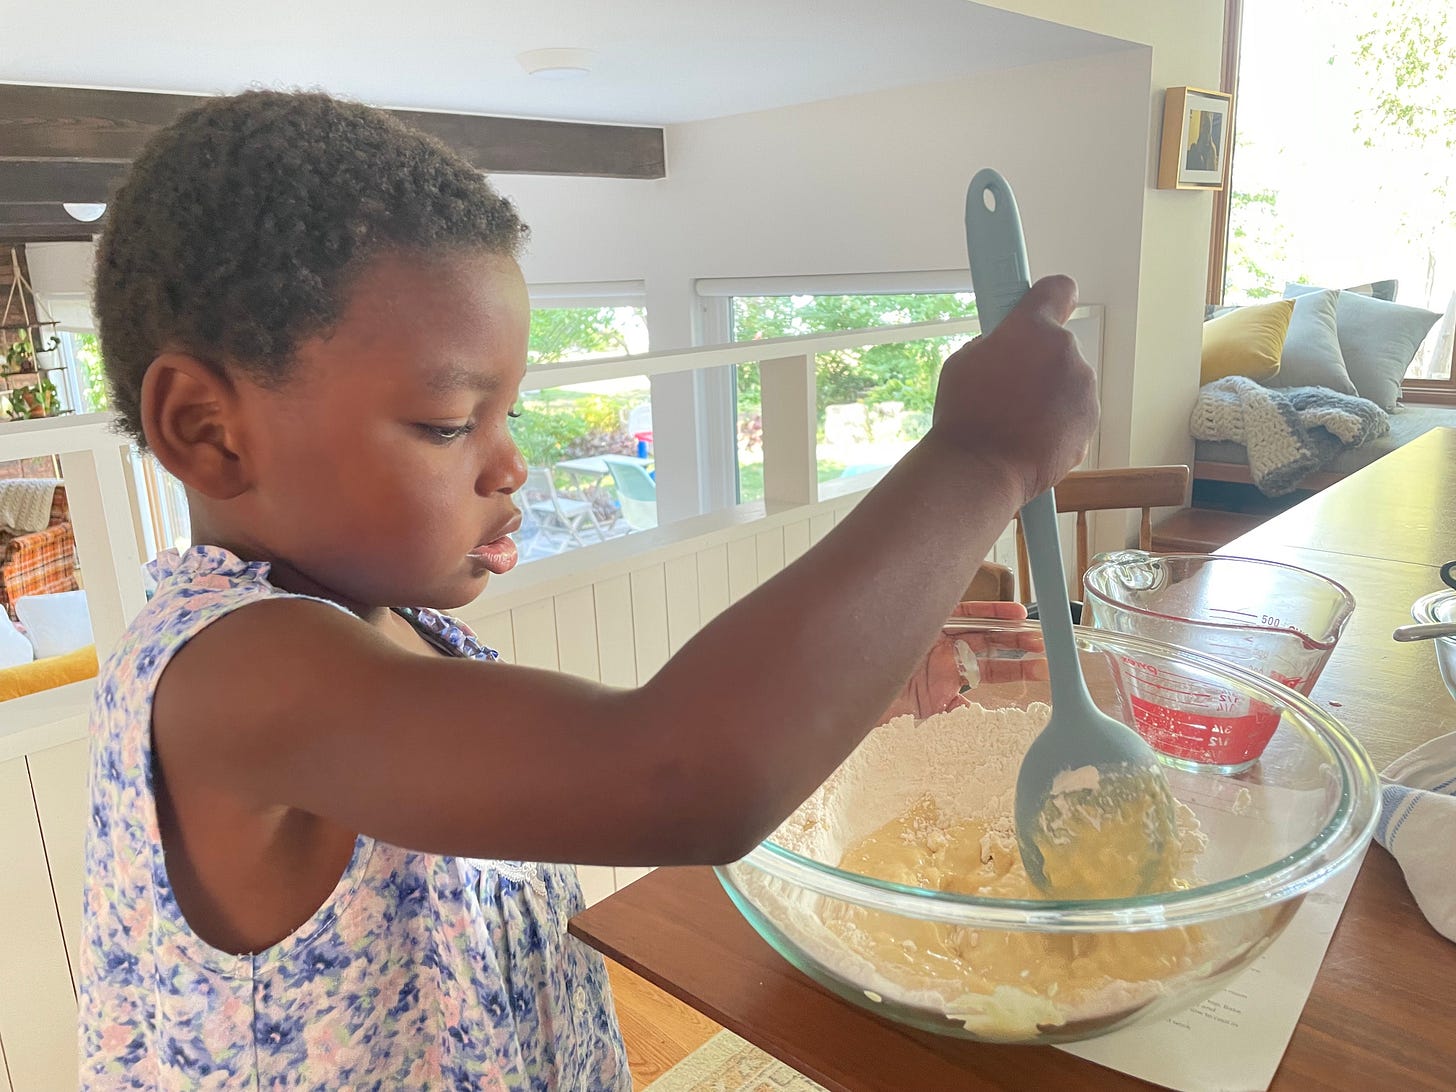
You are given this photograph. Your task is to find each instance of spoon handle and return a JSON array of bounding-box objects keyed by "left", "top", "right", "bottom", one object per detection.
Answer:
[
  {"left": 966, "top": 169, "right": 1097, "bottom": 721},
  {"left": 1393, "top": 622, "right": 1456, "bottom": 642},
  {"left": 1019, "top": 491, "right": 1094, "bottom": 713},
  {"left": 963, "top": 169, "right": 1031, "bottom": 332}
]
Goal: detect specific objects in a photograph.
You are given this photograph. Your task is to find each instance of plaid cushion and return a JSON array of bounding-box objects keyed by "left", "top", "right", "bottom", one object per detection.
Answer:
[{"left": 0, "top": 521, "right": 79, "bottom": 621}]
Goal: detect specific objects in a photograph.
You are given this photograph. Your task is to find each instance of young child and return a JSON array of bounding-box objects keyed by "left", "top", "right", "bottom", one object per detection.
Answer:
[{"left": 78, "top": 91, "right": 1096, "bottom": 1090}]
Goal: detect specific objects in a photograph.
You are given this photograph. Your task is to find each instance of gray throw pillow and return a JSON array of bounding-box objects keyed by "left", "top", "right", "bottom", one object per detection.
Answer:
[
  {"left": 1327, "top": 292, "right": 1440, "bottom": 411},
  {"left": 1265, "top": 288, "right": 1355, "bottom": 394},
  {"left": 1285, "top": 279, "right": 1398, "bottom": 302}
]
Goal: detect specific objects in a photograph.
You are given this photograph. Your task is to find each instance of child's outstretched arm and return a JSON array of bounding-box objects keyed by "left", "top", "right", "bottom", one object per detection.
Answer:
[{"left": 157, "top": 276, "right": 1096, "bottom": 868}]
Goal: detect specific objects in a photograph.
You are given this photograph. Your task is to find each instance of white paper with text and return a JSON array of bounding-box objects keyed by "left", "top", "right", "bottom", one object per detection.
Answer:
[{"left": 1058, "top": 769, "right": 1365, "bottom": 1092}]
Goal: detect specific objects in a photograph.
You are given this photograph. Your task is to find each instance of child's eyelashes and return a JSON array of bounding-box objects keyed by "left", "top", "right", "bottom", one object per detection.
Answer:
[
  {"left": 417, "top": 406, "right": 519, "bottom": 443},
  {"left": 417, "top": 421, "right": 479, "bottom": 444},
  {"left": 508, "top": 407, "right": 523, "bottom": 419}
]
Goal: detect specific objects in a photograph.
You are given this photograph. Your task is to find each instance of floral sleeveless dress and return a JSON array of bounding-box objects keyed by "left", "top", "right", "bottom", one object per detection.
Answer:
[{"left": 78, "top": 545, "right": 629, "bottom": 1090}]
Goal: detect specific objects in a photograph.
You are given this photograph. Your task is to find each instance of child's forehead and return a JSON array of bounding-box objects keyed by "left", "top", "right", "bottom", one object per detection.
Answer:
[
  {"left": 345, "top": 250, "right": 526, "bottom": 317},
  {"left": 335, "top": 253, "right": 527, "bottom": 343},
  {"left": 292, "top": 251, "right": 528, "bottom": 389}
]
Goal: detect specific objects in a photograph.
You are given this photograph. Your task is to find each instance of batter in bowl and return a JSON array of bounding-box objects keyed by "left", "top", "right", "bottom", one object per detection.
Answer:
[
  {"left": 771, "top": 702, "right": 1219, "bottom": 1038},
  {"left": 830, "top": 796, "right": 1207, "bottom": 1009}
]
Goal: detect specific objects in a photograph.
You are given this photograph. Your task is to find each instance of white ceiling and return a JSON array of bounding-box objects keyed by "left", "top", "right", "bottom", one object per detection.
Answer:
[{"left": 5, "top": 1, "right": 1130, "bottom": 125}]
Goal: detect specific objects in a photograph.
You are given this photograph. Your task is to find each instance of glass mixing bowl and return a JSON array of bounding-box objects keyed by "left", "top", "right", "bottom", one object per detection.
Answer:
[
  {"left": 716, "top": 619, "right": 1377, "bottom": 1046},
  {"left": 1412, "top": 589, "right": 1456, "bottom": 703}
]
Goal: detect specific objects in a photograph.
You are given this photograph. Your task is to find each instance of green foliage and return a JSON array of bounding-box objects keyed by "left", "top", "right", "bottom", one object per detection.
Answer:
[
  {"left": 509, "top": 392, "right": 636, "bottom": 467},
  {"left": 1341, "top": 0, "right": 1456, "bottom": 305},
  {"left": 732, "top": 293, "right": 977, "bottom": 418},
  {"left": 3, "top": 329, "right": 61, "bottom": 379},
  {"left": 528, "top": 307, "right": 631, "bottom": 364},
  {"left": 736, "top": 458, "right": 847, "bottom": 504},
  {"left": 1351, "top": 2, "right": 1456, "bottom": 150},
  {"left": 74, "top": 334, "right": 111, "bottom": 412},
  {"left": 1225, "top": 182, "right": 1290, "bottom": 300}
]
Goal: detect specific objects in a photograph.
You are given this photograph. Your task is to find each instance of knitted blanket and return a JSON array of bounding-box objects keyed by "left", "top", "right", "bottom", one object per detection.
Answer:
[
  {"left": 0, "top": 477, "right": 61, "bottom": 534},
  {"left": 1190, "top": 377, "right": 1389, "bottom": 496}
]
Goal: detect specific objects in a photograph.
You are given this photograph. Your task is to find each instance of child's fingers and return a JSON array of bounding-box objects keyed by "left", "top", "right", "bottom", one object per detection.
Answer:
[{"left": 951, "top": 600, "right": 1029, "bottom": 620}]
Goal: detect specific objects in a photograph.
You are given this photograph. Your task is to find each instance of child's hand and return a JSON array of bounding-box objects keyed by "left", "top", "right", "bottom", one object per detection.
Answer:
[
  {"left": 881, "top": 601, "right": 1047, "bottom": 720},
  {"left": 929, "top": 275, "right": 1098, "bottom": 507}
]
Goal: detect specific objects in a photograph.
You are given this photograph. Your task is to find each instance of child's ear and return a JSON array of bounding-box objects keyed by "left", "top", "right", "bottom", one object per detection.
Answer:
[{"left": 140, "top": 353, "right": 251, "bottom": 499}]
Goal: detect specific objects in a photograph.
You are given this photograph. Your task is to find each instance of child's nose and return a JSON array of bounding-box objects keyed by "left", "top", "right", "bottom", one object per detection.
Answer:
[{"left": 485, "top": 437, "right": 528, "bottom": 496}]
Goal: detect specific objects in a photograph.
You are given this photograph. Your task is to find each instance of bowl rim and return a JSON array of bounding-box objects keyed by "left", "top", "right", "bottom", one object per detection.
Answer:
[
  {"left": 733, "top": 618, "right": 1379, "bottom": 932},
  {"left": 1082, "top": 551, "right": 1357, "bottom": 652},
  {"left": 1413, "top": 589, "right": 1456, "bottom": 631}
]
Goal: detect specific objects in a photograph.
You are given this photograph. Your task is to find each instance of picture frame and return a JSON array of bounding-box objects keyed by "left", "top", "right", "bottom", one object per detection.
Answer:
[{"left": 1158, "top": 86, "right": 1233, "bottom": 190}]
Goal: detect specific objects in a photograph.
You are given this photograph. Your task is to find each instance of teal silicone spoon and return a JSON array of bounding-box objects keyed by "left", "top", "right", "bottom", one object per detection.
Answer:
[{"left": 964, "top": 169, "right": 1179, "bottom": 897}]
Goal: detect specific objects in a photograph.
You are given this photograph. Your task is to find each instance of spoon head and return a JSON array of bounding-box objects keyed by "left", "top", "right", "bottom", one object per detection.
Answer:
[{"left": 1014, "top": 706, "right": 1181, "bottom": 898}]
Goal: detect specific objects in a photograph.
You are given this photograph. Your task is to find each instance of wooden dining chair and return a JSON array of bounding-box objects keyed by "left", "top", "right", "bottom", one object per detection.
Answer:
[
  {"left": 963, "top": 560, "right": 1016, "bottom": 603},
  {"left": 1013, "top": 465, "right": 1191, "bottom": 605}
]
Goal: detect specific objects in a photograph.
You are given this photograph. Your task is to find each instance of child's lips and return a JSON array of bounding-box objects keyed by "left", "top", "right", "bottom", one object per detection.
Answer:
[{"left": 468, "top": 534, "right": 519, "bottom": 574}]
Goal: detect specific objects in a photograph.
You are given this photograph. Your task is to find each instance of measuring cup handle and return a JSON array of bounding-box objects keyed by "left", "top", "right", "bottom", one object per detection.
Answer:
[{"left": 1442, "top": 561, "right": 1456, "bottom": 592}]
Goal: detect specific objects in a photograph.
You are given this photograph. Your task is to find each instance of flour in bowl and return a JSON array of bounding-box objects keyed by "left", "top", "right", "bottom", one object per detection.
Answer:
[{"left": 747, "top": 702, "right": 1233, "bottom": 1041}]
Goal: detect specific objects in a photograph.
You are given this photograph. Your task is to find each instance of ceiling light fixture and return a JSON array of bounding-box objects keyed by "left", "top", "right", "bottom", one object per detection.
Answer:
[
  {"left": 517, "top": 48, "right": 596, "bottom": 80},
  {"left": 62, "top": 202, "right": 107, "bottom": 223}
]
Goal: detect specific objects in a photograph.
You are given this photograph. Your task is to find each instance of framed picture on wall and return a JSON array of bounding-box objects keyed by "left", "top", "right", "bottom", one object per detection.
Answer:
[{"left": 1158, "top": 86, "right": 1233, "bottom": 190}]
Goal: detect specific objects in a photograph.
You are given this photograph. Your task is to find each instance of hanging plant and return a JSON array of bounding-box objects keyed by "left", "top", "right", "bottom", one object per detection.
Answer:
[
  {"left": 4, "top": 375, "right": 62, "bottom": 420},
  {"left": 2, "top": 328, "right": 59, "bottom": 376}
]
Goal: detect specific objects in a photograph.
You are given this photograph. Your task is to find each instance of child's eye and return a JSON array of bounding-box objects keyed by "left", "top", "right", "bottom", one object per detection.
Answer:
[
  {"left": 508, "top": 406, "right": 523, "bottom": 419},
  {"left": 418, "top": 421, "right": 478, "bottom": 443}
]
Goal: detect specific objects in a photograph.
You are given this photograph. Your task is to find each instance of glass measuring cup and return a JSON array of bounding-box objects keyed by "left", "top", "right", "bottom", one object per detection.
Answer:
[{"left": 1083, "top": 552, "right": 1356, "bottom": 774}]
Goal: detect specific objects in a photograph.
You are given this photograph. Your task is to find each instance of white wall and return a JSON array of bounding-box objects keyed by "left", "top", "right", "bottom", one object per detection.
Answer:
[
  {"left": 22, "top": 243, "right": 94, "bottom": 329},
  {"left": 495, "top": 47, "right": 1153, "bottom": 515},
  {"left": 982, "top": 0, "right": 1226, "bottom": 472}
]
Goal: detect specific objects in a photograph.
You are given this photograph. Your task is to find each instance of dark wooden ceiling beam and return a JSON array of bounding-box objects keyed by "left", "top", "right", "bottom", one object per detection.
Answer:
[
  {"left": 0, "top": 84, "right": 666, "bottom": 187},
  {"left": 0, "top": 203, "right": 104, "bottom": 242},
  {"left": 0, "top": 160, "right": 118, "bottom": 203},
  {"left": 0, "top": 224, "right": 99, "bottom": 244}
]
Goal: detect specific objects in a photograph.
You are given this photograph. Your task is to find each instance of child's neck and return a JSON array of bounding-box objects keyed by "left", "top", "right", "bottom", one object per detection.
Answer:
[{"left": 187, "top": 518, "right": 393, "bottom": 629}]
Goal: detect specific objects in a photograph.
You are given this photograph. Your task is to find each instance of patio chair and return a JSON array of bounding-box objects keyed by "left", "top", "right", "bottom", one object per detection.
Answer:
[
  {"left": 602, "top": 455, "right": 658, "bottom": 531},
  {"left": 522, "top": 467, "right": 609, "bottom": 548}
]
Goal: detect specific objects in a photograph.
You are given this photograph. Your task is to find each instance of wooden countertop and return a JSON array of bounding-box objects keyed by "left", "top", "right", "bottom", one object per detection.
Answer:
[{"left": 572, "top": 429, "right": 1456, "bottom": 1090}]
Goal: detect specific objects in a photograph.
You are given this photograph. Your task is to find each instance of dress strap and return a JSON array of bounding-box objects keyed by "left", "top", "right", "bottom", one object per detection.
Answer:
[{"left": 393, "top": 606, "right": 500, "bottom": 662}]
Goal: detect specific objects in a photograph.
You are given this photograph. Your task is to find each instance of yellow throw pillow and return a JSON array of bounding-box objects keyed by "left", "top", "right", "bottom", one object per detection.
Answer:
[
  {"left": 1200, "top": 299, "right": 1295, "bottom": 385},
  {"left": 0, "top": 644, "right": 99, "bottom": 702}
]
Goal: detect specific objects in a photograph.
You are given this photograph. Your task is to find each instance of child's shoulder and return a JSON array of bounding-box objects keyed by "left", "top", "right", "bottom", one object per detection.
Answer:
[
  {"left": 123, "top": 546, "right": 287, "bottom": 649},
  {"left": 101, "top": 546, "right": 336, "bottom": 698}
]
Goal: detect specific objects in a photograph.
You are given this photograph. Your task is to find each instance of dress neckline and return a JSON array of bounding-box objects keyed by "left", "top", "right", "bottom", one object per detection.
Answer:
[{"left": 392, "top": 606, "right": 499, "bottom": 662}]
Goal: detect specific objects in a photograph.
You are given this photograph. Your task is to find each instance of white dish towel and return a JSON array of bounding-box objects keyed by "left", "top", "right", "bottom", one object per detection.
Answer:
[{"left": 1377, "top": 731, "right": 1456, "bottom": 943}]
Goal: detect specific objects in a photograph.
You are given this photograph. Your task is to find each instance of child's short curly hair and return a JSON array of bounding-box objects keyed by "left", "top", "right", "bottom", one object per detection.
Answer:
[{"left": 94, "top": 90, "right": 530, "bottom": 443}]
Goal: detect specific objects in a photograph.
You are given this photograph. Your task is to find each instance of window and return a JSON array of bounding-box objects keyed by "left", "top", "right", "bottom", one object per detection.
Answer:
[
  {"left": 54, "top": 331, "right": 110, "bottom": 415},
  {"left": 726, "top": 288, "right": 976, "bottom": 501},
  {"left": 512, "top": 298, "right": 655, "bottom": 563},
  {"left": 1220, "top": 0, "right": 1456, "bottom": 383}
]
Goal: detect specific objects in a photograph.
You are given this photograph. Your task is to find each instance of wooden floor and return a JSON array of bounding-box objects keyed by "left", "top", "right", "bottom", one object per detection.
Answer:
[{"left": 607, "top": 958, "right": 721, "bottom": 1088}]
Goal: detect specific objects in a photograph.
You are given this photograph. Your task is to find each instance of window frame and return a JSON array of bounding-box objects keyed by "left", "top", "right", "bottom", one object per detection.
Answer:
[{"left": 701, "top": 273, "right": 980, "bottom": 504}]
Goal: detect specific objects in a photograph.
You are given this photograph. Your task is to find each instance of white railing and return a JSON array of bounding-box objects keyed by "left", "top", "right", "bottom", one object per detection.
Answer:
[{"left": 0, "top": 307, "right": 1103, "bottom": 753}]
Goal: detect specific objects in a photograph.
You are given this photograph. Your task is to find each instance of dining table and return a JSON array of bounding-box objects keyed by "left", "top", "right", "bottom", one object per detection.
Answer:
[{"left": 571, "top": 427, "right": 1456, "bottom": 1090}]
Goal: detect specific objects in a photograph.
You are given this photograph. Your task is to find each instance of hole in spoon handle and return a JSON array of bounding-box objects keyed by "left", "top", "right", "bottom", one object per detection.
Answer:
[{"left": 964, "top": 168, "right": 1031, "bottom": 335}]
